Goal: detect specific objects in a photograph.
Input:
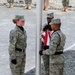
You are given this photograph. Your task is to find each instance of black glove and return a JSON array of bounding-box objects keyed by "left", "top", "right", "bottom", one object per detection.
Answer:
[
  {"left": 43, "top": 25, "right": 52, "bottom": 31},
  {"left": 39, "top": 50, "right": 43, "bottom": 55},
  {"left": 11, "top": 59, "right": 17, "bottom": 64}
]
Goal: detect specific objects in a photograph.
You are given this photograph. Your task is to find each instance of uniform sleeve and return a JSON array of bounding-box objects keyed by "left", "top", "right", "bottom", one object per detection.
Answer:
[
  {"left": 25, "top": 35, "right": 27, "bottom": 49},
  {"left": 9, "top": 30, "right": 17, "bottom": 59},
  {"left": 43, "top": 33, "right": 60, "bottom": 55},
  {"left": 25, "top": 31, "right": 27, "bottom": 49}
]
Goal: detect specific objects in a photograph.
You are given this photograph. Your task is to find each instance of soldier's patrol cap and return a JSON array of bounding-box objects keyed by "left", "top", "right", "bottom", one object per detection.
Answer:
[
  {"left": 14, "top": 15, "right": 25, "bottom": 21},
  {"left": 47, "top": 12, "right": 54, "bottom": 18},
  {"left": 50, "top": 18, "right": 61, "bottom": 25}
]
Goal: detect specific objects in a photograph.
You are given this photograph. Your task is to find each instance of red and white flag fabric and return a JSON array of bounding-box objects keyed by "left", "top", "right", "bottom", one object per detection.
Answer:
[{"left": 41, "top": 30, "right": 52, "bottom": 46}]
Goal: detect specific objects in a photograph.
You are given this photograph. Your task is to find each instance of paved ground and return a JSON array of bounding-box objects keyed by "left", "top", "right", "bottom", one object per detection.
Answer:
[
  {"left": 0, "top": 6, "right": 75, "bottom": 75},
  {"left": 25, "top": 50, "right": 75, "bottom": 75}
]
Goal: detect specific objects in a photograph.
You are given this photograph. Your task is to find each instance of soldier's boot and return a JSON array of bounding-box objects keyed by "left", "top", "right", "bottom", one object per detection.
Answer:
[
  {"left": 7, "top": 3, "right": 11, "bottom": 8},
  {"left": 65, "top": 7, "right": 68, "bottom": 12},
  {"left": 7, "top": 3, "right": 13, "bottom": 8},
  {"left": 43, "top": 6, "right": 48, "bottom": 11},
  {"left": 28, "top": 4, "right": 32, "bottom": 10},
  {"left": 10, "top": 3, "right": 14, "bottom": 8},
  {"left": 61, "top": 8, "right": 64, "bottom": 12},
  {"left": 61, "top": 7, "right": 66, "bottom": 12},
  {"left": 43, "top": 5, "right": 49, "bottom": 11},
  {"left": 24, "top": 4, "right": 29, "bottom": 9},
  {"left": 44, "top": 8, "right": 48, "bottom": 11}
]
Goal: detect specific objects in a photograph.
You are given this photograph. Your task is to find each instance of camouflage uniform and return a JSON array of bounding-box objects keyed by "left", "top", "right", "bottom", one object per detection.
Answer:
[
  {"left": 42, "top": 23, "right": 50, "bottom": 74},
  {"left": 43, "top": 30, "right": 66, "bottom": 75},
  {"left": 24, "top": 0, "right": 32, "bottom": 9},
  {"left": 42, "top": 13, "right": 54, "bottom": 75},
  {"left": 42, "top": 55, "right": 49, "bottom": 74},
  {"left": 62, "top": 0, "right": 69, "bottom": 12},
  {"left": 7, "top": 0, "right": 14, "bottom": 8},
  {"left": 9, "top": 26, "right": 27, "bottom": 75}
]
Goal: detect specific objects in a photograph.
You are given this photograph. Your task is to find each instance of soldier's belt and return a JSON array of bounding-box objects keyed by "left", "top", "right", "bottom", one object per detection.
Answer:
[
  {"left": 54, "top": 52, "right": 63, "bottom": 55},
  {"left": 16, "top": 48, "right": 22, "bottom": 52}
]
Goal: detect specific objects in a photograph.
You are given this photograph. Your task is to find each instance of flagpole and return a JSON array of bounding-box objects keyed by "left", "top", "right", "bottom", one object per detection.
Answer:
[{"left": 36, "top": 0, "right": 42, "bottom": 75}]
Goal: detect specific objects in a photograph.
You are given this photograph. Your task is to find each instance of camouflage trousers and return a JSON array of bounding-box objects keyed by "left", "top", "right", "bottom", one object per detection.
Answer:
[
  {"left": 10, "top": 55, "right": 26, "bottom": 75},
  {"left": 42, "top": 55, "right": 49, "bottom": 74},
  {"left": 7, "top": 0, "right": 14, "bottom": 3},
  {"left": 49, "top": 55, "right": 64, "bottom": 75},
  {"left": 50, "top": 63, "right": 64, "bottom": 75},
  {"left": 62, "top": 0, "right": 69, "bottom": 7},
  {"left": 25, "top": 0, "right": 32, "bottom": 4}
]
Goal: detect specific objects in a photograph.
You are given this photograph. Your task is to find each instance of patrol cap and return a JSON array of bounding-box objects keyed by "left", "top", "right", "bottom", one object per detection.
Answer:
[
  {"left": 47, "top": 12, "right": 54, "bottom": 18},
  {"left": 14, "top": 15, "right": 25, "bottom": 21},
  {"left": 50, "top": 18, "right": 61, "bottom": 25}
]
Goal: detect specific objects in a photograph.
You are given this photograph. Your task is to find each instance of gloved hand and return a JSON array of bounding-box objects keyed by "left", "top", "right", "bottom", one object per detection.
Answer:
[
  {"left": 39, "top": 50, "right": 43, "bottom": 55},
  {"left": 11, "top": 59, "right": 17, "bottom": 64}
]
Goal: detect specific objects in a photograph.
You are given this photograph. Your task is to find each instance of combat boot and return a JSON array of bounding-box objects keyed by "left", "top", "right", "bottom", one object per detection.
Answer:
[
  {"left": 10, "top": 3, "right": 13, "bottom": 8},
  {"left": 44, "top": 8, "right": 48, "bottom": 11},
  {"left": 61, "top": 7, "right": 66, "bottom": 12},
  {"left": 24, "top": 4, "right": 28, "bottom": 9},
  {"left": 65, "top": 7, "right": 68, "bottom": 12},
  {"left": 7, "top": 3, "right": 13, "bottom": 8},
  {"left": 7, "top": 3, "right": 11, "bottom": 8},
  {"left": 28, "top": 4, "right": 32, "bottom": 10},
  {"left": 43, "top": 7, "right": 48, "bottom": 11},
  {"left": 62, "top": 7, "right": 68, "bottom": 12}
]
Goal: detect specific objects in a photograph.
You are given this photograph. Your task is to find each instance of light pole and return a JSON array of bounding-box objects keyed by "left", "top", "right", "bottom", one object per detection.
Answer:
[{"left": 36, "top": 0, "right": 42, "bottom": 75}]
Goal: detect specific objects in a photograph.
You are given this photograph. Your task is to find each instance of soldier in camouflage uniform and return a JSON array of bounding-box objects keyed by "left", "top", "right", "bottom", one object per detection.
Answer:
[
  {"left": 7, "top": 0, "right": 14, "bottom": 8},
  {"left": 40, "top": 19, "right": 66, "bottom": 75},
  {"left": 9, "top": 15, "right": 27, "bottom": 75},
  {"left": 62, "top": 0, "right": 69, "bottom": 12},
  {"left": 41, "top": 12, "right": 54, "bottom": 75},
  {"left": 24, "top": 0, "right": 32, "bottom": 9}
]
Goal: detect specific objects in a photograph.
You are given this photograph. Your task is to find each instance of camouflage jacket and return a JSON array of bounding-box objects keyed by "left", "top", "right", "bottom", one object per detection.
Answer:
[
  {"left": 9, "top": 26, "right": 27, "bottom": 59},
  {"left": 43, "top": 30, "right": 66, "bottom": 55},
  {"left": 43, "top": 30, "right": 66, "bottom": 63}
]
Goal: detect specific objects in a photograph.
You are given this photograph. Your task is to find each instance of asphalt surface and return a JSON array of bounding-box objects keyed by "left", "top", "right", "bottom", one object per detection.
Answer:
[
  {"left": 0, "top": 6, "right": 75, "bottom": 75},
  {"left": 25, "top": 50, "right": 75, "bottom": 75}
]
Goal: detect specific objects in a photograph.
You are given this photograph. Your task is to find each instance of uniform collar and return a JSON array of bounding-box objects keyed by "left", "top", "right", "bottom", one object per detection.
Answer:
[
  {"left": 52, "top": 30, "right": 61, "bottom": 35},
  {"left": 15, "top": 26, "right": 25, "bottom": 34},
  {"left": 54, "top": 29, "right": 60, "bottom": 32}
]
